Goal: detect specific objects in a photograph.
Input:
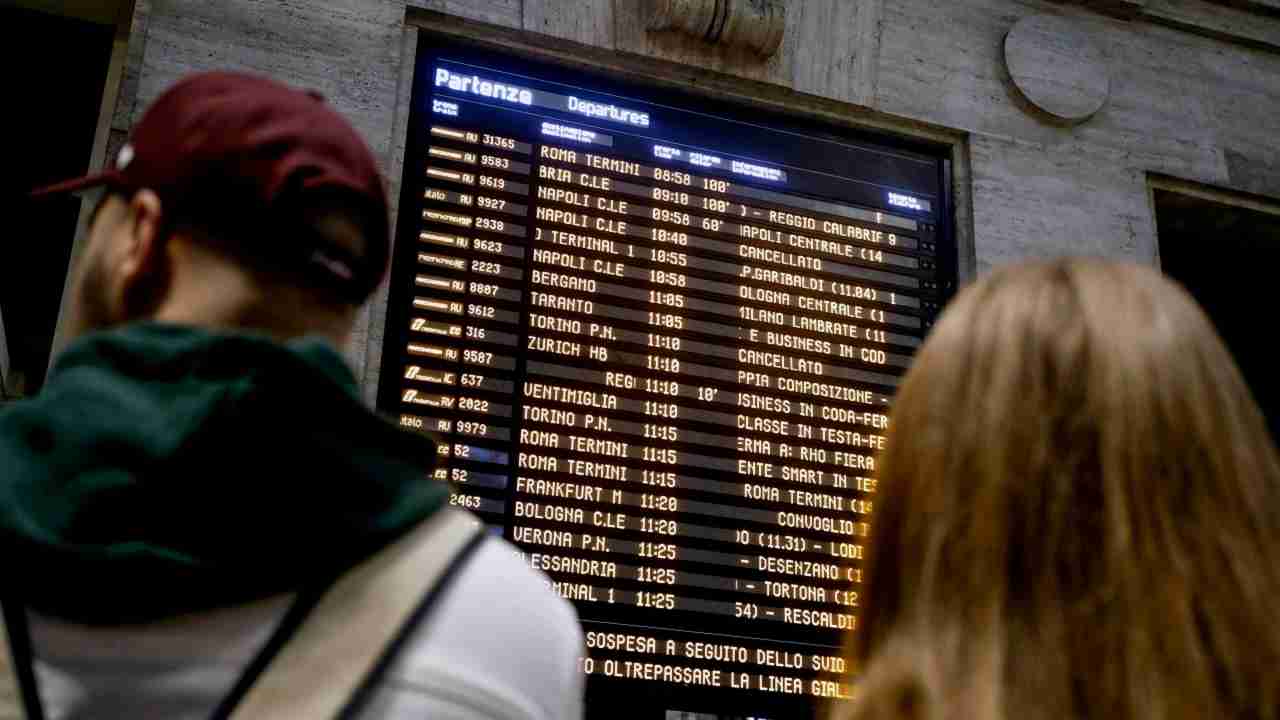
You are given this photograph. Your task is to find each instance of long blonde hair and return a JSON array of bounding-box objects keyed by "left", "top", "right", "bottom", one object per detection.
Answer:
[{"left": 836, "top": 260, "right": 1280, "bottom": 720}]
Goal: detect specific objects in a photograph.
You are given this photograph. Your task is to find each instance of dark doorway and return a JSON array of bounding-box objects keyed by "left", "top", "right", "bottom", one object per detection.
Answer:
[
  {"left": 3, "top": 5, "right": 115, "bottom": 394},
  {"left": 1155, "top": 188, "right": 1280, "bottom": 443}
]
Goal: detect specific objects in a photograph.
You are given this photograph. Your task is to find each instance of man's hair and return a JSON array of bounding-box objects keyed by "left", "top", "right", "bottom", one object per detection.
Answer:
[
  {"left": 836, "top": 260, "right": 1280, "bottom": 720},
  {"left": 180, "top": 186, "right": 380, "bottom": 307},
  {"left": 93, "top": 188, "right": 376, "bottom": 310},
  {"left": 85, "top": 187, "right": 376, "bottom": 346}
]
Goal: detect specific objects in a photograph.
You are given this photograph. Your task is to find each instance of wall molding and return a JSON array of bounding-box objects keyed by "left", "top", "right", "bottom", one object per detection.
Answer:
[
  {"left": 1149, "top": 173, "right": 1280, "bottom": 218},
  {"left": 647, "top": 0, "right": 787, "bottom": 57},
  {"left": 1059, "top": 0, "right": 1280, "bottom": 53}
]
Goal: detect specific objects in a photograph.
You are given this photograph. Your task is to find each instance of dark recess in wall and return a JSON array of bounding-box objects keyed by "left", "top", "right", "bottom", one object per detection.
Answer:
[
  {"left": 1156, "top": 189, "right": 1280, "bottom": 443},
  {"left": 3, "top": 6, "right": 113, "bottom": 394}
]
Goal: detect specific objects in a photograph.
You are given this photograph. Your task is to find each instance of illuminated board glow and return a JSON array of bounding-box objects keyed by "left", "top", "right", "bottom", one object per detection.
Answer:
[
  {"left": 543, "top": 121, "right": 609, "bottom": 146},
  {"left": 381, "top": 36, "right": 955, "bottom": 720},
  {"left": 568, "top": 96, "right": 651, "bottom": 128},
  {"left": 432, "top": 98, "right": 459, "bottom": 116},
  {"left": 435, "top": 67, "right": 533, "bottom": 105},
  {"left": 888, "top": 192, "right": 925, "bottom": 212}
]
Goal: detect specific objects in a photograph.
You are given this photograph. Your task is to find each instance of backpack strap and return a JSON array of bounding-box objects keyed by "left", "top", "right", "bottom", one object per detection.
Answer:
[{"left": 228, "top": 507, "right": 485, "bottom": 720}]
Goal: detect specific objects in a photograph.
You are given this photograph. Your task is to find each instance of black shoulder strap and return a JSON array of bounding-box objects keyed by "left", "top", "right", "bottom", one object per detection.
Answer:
[
  {"left": 2, "top": 596, "right": 46, "bottom": 720},
  {"left": 206, "top": 585, "right": 328, "bottom": 720}
]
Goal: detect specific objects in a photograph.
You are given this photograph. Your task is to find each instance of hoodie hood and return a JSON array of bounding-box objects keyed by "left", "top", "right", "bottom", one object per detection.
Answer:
[{"left": 0, "top": 323, "right": 445, "bottom": 624}]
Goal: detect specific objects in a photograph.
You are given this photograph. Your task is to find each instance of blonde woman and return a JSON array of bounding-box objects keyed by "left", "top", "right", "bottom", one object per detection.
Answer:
[{"left": 835, "top": 260, "right": 1280, "bottom": 720}]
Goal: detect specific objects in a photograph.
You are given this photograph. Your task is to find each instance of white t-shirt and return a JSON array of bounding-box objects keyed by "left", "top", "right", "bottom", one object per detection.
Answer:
[{"left": 22, "top": 535, "right": 584, "bottom": 720}]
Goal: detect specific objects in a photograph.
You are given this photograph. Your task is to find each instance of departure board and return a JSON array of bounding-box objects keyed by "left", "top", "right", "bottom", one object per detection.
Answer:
[{"left": 378, "top": 34, "right": 957, "bottom": 720}]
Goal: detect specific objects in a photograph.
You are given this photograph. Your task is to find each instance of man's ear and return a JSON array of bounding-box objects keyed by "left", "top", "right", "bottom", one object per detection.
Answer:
[{"left": 117, "top": 189, "right": 170, "bottom": 318}]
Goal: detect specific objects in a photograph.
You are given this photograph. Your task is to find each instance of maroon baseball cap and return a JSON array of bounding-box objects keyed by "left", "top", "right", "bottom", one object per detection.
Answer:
[{"left": 34, "top": 71, "right": 390, "bottom": 300}]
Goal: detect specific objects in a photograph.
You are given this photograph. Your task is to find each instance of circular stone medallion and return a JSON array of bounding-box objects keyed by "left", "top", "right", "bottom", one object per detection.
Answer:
[{"left": 1005, "top": 14, "right": 1110, "bottom": 123}]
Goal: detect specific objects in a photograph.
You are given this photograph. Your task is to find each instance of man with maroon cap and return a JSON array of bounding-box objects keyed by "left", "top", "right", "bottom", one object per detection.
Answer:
[{"left": 0, "top": 72, "right": 583, "bottom": 719}]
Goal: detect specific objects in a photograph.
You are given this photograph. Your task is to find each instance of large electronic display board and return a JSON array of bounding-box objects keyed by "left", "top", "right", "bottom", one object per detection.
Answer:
[{"left": 378, "top": 33, "right": 958, "bottom": 719}]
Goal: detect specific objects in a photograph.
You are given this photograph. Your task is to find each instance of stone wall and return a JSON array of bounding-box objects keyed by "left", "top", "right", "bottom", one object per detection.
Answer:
[{"left": 103, "top": 0, "right": 1280, "bottom": 400}]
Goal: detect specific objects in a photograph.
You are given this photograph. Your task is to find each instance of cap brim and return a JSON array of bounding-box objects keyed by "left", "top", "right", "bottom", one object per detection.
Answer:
[{"left": 29, "top": 171, "right": 122, "bottom": 198}]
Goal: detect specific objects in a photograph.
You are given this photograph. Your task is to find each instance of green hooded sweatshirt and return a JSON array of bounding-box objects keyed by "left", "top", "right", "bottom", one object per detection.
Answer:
[{"left": 0, "top": 323, "right": 445, "bottom": 625}]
